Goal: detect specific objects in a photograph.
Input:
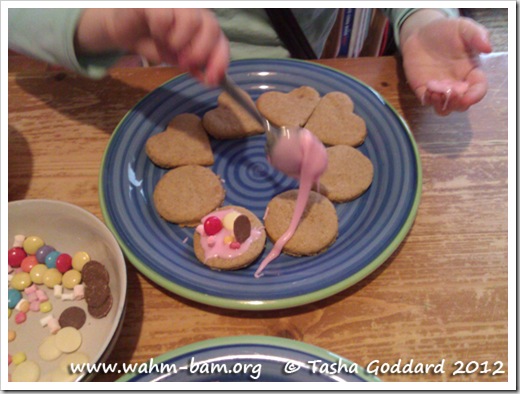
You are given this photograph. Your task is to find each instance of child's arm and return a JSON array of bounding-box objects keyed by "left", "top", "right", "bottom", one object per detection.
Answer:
[{"left": 75, "top": 9, "right": 229, "bottom": 85}]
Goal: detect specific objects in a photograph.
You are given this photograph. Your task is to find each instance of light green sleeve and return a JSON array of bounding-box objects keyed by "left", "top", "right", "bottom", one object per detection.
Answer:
[
  {"left": 213, "top": 9, "right": 337, "bottom": 59},
  {"left": 8, "top": 8, "right": 121, "bottom": 79},
  {"left": 382, "top": 8, "right": 460, "bottom": 49}
]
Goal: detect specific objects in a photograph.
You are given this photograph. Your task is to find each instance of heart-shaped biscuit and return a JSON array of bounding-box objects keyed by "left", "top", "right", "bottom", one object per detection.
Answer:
[
  {"left": 145, "top": 113, "right": 214, "bottom": 168},
  {"left": 256, "top": 86, "right": 320, "bottom": 127},
  {"left": 304, "top": 92, "right": 366, "bottom": 146},
  {"left": 202, "top": 90, "right": 264, "bottom": 139}
]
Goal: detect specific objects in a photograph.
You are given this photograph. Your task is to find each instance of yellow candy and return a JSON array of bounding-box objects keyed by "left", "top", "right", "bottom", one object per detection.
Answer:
[
  {"left": 8, "top": 309, "right": 12, "bottom": 318},
  {"left": 40, "top": 301, "right": 53, "bottom": 313},
  {"left": 223, "top": 211, "right": 241, "bottom": 231},
  {"left": 11, "top": 272, "right": 32, "bottom": 291},
  {"left": 62, "top": 270, "right": 82, "bottom": 289},
  {"left": 12, "top": 352, "right": 27, "bottom": 365},
  {"left": 223, "top": 235, "right": 235, "bottom": 245},
  {"left": 8, "top": 330, "right": 16, "bottom": 342},
  {"left": 72, "top": 251, "right": 90, "bottom": 272},
  {"left": 23, "top": 235, "right": 45, "bottom": 255},
  {"left": 30, "top": 264, "right": 48, "bottom": 285},
  {"left": 43, "top": 268, "right": 62, "bottom": 288}
]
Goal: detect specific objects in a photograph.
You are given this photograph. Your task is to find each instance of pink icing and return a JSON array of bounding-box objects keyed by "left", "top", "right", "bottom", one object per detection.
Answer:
[
  {"left": 255, "top": 128, "right": 328, "bottom": 278},
  {"left": 424, "top": 80, "right": 469, "bottom": 110},
  {"left": 196, "top": 209, "right": 264, "bottom": 262}
]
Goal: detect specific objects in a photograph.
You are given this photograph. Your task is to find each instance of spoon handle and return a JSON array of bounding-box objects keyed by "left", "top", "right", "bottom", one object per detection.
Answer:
[{"left": 220, "top": 73, "right": 268, "bottom": 129}]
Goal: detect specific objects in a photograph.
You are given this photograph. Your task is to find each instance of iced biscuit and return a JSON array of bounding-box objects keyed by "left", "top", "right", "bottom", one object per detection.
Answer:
[
  {"left": 318, "top": 145, "right": 374, "bottom": 202},
  {"left": 146, "top": 113, "right": 214, "bottom": 168},
  {"left": 194, "top": 206, "right": 266, "bottom": 270},
  {"left": 264, "top": 190, "right": 338, "bottom": 256},
  {"left": 304, "top": 91, "right": 367, "bottom": 146},
  {"left": 154, "top": 165, "right": 225, "bottom": 227},
  {"left": 202, "top": 90, "right": 264, "bottom": 139},
  {"left": 256, "top": 86, "right": 320, "bottom": 127}
]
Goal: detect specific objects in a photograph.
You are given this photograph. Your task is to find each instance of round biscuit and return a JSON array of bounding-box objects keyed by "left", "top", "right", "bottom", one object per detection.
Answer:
[
  {"left": 264, "top": 190, "right": 338, "bottom": 256},
  {"left": 153, "top": 165, "right": 225, "bottom": 226}
]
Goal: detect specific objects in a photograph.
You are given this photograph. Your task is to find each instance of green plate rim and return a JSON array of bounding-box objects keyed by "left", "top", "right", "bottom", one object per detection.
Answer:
[{"left": 116, "top": 335, "right": 380, "bottom": 382}]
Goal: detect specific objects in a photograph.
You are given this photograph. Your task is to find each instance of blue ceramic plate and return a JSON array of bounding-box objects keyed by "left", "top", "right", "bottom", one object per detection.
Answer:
[
  {"left": 117, "top": 336, "right": 379, "bottom": 382},
  {"left": 100, "top": 59, "right": 421, "bottom": 310}
]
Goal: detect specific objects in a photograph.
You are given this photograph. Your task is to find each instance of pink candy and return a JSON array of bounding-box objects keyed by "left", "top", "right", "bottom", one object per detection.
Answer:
[
  {"left": 73, "top": 284, "right": 85, "bottom": 300},
  {"left": 15, "top": 311, "right": 27, "bottom": 324},
  {"left": 26, "top": 292, "right": 38, "bottom": 302},
  {"left": 24, "top": 283, "right": 37, "bottom": 294},
  {"left": 30, "top": 301, "right": 41, "bottom": 312},
  {"left": 36, "top": 289, "right": 48, "bottom": 302},
  {"left": 47, "top": 317, "right": 61, "bottom": 334}
]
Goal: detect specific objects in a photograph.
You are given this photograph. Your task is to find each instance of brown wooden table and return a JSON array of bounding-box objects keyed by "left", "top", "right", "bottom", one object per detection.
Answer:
[{"left": 8, "top": 53, "right": 509, "bottom": 383}]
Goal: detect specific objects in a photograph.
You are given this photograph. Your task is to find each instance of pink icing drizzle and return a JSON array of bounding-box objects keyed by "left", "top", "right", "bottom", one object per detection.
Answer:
[
  {"left": 197, "top": 209, "right": 263, "bottom": 262},
  {"left": 254, "top": 128, "right": 328, "bottom": 278},
  {"left": 424, "top": 80, "right": 469, "bottom": 111}
]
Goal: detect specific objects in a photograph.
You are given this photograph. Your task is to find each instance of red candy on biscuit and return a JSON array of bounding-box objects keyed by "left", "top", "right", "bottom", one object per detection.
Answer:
[{"left": 203, "top": 216, "right": 223, "bottom": 236}]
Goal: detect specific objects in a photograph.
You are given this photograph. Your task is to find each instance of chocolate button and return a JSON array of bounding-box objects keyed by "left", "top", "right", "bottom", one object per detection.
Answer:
[
  {"left": 58, "top": 306, "right": 87, "bottom": 330},
  {"left": 81, "top": 261, "right": 109, "bottom": 285},
  {"left": 84, "top": 281, "right": 110, "bottom": 308},
  {"left": 233, "top": 214, "right": 251, "bottom": 243},
  {"left": 88, "top": 293, "right": 113, "bottom": 319}
]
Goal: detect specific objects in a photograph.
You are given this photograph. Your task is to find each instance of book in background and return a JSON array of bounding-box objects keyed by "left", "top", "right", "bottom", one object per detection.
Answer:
[{"left": 322, "top": 8, "right": 391, "bottom": 59}]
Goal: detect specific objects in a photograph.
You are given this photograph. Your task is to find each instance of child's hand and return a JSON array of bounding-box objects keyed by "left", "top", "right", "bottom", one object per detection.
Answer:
[
  {"left": 400, "top": 12, "right": 492, "bottom": 115},
  {"left": 75, "top": 8, "right": 229, "bottom": 85}
]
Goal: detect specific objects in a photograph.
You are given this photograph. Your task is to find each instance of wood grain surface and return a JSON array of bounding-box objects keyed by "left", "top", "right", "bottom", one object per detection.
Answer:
[{"left": 8, "top": 53, "right": 509, "bottom": 383}]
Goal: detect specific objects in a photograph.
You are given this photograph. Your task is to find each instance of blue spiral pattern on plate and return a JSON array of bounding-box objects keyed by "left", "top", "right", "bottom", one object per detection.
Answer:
[{"left": 100, "top": 59, "right": 420, "bottom": 309}]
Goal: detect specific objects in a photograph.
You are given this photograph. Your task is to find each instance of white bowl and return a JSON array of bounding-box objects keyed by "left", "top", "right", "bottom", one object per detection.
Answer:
[{"left": 7, "top": 199, "right": 127, "bottom": 382}]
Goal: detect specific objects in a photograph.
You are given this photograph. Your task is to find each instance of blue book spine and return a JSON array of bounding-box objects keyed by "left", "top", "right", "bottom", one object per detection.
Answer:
[{"left": 338, "top": 9, "right": 355, "bottom": 57}]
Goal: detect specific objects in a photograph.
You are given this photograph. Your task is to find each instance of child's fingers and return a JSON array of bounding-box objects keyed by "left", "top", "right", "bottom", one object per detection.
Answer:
[
  {"left": 181, "top": 13, "right": 223, "bottom": 71},
  {"left": 458, "top": 17, "right": 493, "bottom": 55},
  {"left": 458, "top": 68, "right": 488, "bottom": 110},
  {"left": 144, "top": 9, "right": 176, "bottom": 47},
  {"left": 165, "top": 9, "right": 204, "bottom": 55},
  {"left": 429, "top": 91, "right": 449, "bottom": 115},
  {"left": 202, "top": 32, "right": 230, "bottom": 86},
  {"left": 414, "top": 85, "right": 429, "bottom": 106}
]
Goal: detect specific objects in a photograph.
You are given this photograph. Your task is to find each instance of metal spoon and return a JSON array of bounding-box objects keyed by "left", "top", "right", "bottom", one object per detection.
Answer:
[{"left": 220, "top": 73, "right": 294, "bottom": 156}]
